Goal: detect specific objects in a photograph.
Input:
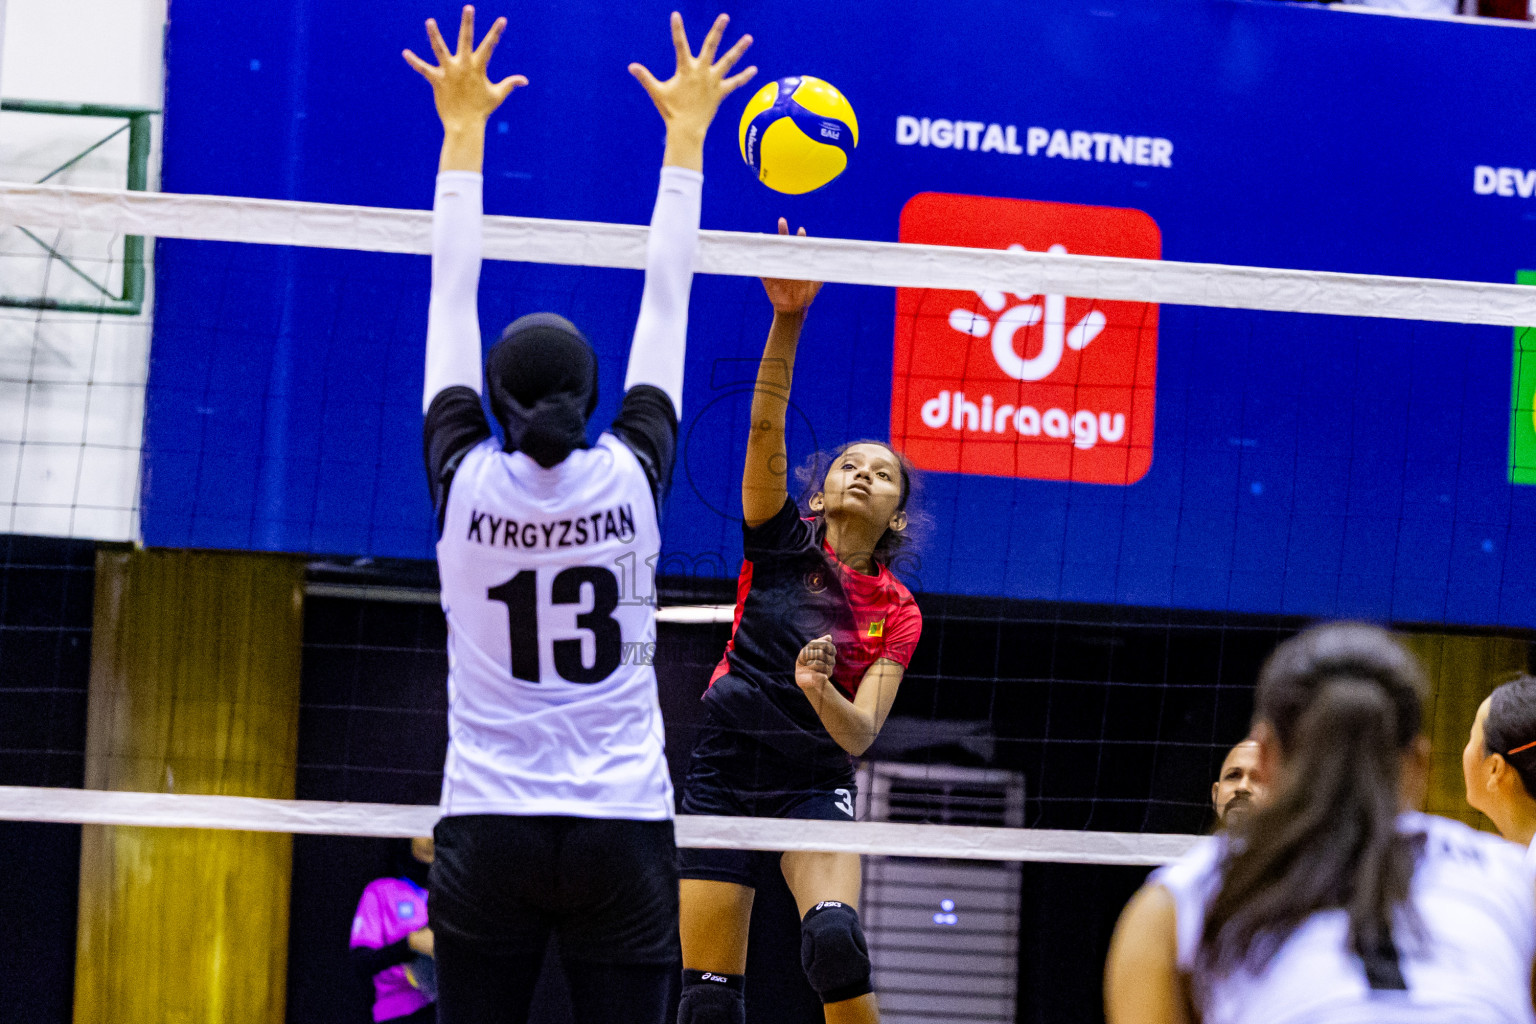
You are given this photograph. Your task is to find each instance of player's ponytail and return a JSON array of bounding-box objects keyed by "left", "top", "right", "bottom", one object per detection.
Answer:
[{"left": 1199, "top": 623, "right": 1426, "bottom": 986}]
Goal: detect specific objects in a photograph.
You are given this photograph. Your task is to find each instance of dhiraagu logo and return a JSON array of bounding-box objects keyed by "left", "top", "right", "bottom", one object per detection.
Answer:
[
  {"left": 891, "top": 192, "right": 1160, "bottom": 484},
  {"left": 1513, "top": 269, "right": 1536, "bottom": 484}
]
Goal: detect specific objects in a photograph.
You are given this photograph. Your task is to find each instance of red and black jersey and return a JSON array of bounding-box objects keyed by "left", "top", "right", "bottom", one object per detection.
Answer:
[{"left": 703, "top": 497, "right": 922, "bottom": 773}]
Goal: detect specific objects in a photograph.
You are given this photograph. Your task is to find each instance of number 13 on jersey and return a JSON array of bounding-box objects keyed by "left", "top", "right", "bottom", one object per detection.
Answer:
[{"left": 487, "top": 566, "right": 624, "bottom": 684}]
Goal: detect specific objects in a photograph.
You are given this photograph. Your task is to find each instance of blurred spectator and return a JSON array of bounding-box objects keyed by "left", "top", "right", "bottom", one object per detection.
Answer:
[
  {"left": 351, "top": 837, "right": 437, "bottom": 1024},
  {"left": 1211, "top": 739, "right": 1266, "bottom": 830},
  {"left": 1463, "top": 676, "right": 1536, "bottom": 867}
]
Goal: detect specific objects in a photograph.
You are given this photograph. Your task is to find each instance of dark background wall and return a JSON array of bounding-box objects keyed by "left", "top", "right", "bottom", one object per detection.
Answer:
[
  {"left": 877, "top": 595, "right": 1289, "bottom": 834},
  {"left": 0, "top": 536, "right": 95, "bottom": 1024},
  {"left": 280, "top": 577, "right": 1295, "bottom": 1024},
  {"left": 8, "top": 554, "right": 1526, "bottom": 1024},
  {"left": 286, "top": 594, "right": 448, "bottom": 1024}
]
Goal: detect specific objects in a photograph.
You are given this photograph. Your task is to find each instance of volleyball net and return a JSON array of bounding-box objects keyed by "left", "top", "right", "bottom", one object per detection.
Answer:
[
  {"left": 0, "top": 785, "right": 1195, "bottom": 865},
  {"left": 9, "top": 180, "right": 1534, "bottom": 321},
  {"left": 3, "top": 177, "right": 1533, "bottom": 847},
  {"left": 6, "top": 176, "right": 1534, "bottom": 1024}
]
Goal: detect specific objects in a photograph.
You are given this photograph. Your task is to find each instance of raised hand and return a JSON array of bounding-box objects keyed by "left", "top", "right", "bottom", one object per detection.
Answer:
[
  {"left": 404, "top": 6, "right": 527, "bottom": 137},
  {"left": 761, "top": 218, "right": 824, "bottom": 315},
  {"left": 630, "top": 12, "right": 756, "bottom": 170}
]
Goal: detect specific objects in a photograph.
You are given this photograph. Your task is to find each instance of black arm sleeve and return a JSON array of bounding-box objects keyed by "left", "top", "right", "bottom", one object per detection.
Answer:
[
  {"left": 610, "top": 384, "right": 678, "bottom": 511},
  {"left": 351, "top": 938, "right": 415, "bottom": 980},
  {"left": 424, "top": 386, "right": 493, "bottom": 529}
]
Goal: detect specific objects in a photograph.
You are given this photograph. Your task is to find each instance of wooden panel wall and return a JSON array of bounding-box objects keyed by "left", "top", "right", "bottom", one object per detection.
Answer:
[
  {"left": 74, "top": 548, "right": 304, "bottom": 1024},
  {"left": 1402, "top": 632, "right": 1527, "bottom": 830}
]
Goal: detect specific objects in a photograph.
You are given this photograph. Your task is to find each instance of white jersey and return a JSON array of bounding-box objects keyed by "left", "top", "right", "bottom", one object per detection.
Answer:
[
  {"left": 1154, "top": 813, "right": 1536, "bottom": 1024},
  {"left": 435, "top": 433, "right": 672, "bottom": 820}
]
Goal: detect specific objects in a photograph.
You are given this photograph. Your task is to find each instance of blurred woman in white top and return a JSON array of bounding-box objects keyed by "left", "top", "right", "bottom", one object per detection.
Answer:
[
  {"left": 1465, "top": 676, "right": 1536, "bottom": 870},
  {"left": 1105, "top": 622, "right": 1536, "bottom": 1024}
]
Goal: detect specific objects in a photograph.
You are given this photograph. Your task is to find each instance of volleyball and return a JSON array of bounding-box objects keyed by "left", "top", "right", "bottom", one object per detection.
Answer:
[{"left": 738, "top": 75, "right": 859, "bottom": 195}]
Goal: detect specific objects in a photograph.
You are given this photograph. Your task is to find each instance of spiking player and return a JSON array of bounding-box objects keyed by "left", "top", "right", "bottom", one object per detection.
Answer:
[
  {"left": 675, "top": 227, "right": 924, "bottom": 1024},
  {"left": 402, "top": 9, "right": 754, "bottom": 1023}
]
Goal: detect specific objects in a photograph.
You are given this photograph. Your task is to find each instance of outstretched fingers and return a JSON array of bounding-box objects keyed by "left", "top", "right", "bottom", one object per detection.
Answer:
[
  {"left": 493, "top": 73, "right": 529, "bottom": 100},
  {"left": 475, "top": 16, "right": 507, "bottom": 63},
  {"left": 637, "top": 11, "right": 754, "bottom": 139},
  {"left": 713, "top": 31, "right": 752, "bottom": 76},
  {"left": 425, "top": 18, "right": 451, "bottom": 65},
  {"left": 698, "top": 13, "right": 729, "bottom": 64},
  {"left": 402, "top": 48, "right": 439, "bottom": 80},
  {"left": 722, "top": 64, "right": 758, "bottom": 96},
  {"left": 628, "top": 62, "right": 662, "bottom": 97},
  {"left": 669, "top": 11, "right": 691, "bottom": 65},
  {"left": 457, "top": 5, "right": 477, "bottom": 57},
  {"left": 409, "top": 8, "right": 526, "bottom": 123}
]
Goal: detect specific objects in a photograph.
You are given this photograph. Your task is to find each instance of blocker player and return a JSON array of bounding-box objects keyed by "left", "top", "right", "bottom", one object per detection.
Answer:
[
  {"left": 403, "top": 9, "right": 754, "bottom": 1024},
  {"left": 1106, "top": 623, "right": 1536, "bottom": 1024}
]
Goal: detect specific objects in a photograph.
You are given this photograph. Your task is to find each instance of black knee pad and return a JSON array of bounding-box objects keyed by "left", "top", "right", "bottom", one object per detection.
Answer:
[
  {"left": 799, "top": 901, "right": 873, "bottom": 1004},
  {"left": 678, "top": 969, "right": 745, "bottom": 1024}
]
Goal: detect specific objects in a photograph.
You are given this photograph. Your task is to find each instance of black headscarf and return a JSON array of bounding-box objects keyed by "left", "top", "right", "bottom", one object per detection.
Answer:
[{"left": 485, "top": 312, "right": 599, "bottom": 467}]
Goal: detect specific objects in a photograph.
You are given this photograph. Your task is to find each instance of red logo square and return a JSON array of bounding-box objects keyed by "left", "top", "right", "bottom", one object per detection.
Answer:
[{"left": 891, "top": 192, "right": 1161, "bottom": 485}]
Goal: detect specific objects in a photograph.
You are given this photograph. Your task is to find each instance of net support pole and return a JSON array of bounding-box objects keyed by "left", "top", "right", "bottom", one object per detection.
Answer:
[{"left": 74, "top": 549, "right": 305, "bottom": 1024}]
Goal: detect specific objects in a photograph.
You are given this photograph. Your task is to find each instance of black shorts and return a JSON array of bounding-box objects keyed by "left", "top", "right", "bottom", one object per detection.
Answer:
[
  {"left": 679, "top": 720, "right": 856, "bottom": 889},
  {"left": 429, "top": 814, "right": 679, "bottom": 966}
]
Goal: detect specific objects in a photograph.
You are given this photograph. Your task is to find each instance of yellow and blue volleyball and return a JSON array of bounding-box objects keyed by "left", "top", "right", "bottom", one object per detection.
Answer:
[{"left": 738, "top": 76, "right": 859, "bottom": 195}]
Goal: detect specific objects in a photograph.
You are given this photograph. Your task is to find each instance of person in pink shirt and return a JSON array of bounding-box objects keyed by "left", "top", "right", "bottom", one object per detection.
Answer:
[{"left": 351, "top": 837, "right": 437, "bottom": 1024}]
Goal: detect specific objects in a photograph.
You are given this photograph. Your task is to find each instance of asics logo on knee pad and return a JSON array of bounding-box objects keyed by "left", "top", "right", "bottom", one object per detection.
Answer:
[
  {"left": 800, "top": 901, "right": 873, "bottom": 1004},
  {"left": 679, "top": 970, "right": 746, "bottom": 1024}
]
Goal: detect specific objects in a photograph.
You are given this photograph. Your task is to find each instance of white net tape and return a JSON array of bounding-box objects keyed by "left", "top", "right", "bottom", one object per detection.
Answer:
[
  {"left": 5, "top": 182, "right": 1536, "bottom": 326},
  {"left": 0, "top": 786, "right": 1198, "bottom": 865},
  {"left": 302, "top": 582, "right": 737, "bottom": 622},
  {"left": 20, "top": 181, "right": 1448, "bottom": 872}
]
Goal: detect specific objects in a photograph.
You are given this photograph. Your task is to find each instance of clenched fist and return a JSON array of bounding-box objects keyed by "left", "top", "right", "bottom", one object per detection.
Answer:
[{"left": 795, "top": 634, "right": 837, "bottom": 698}]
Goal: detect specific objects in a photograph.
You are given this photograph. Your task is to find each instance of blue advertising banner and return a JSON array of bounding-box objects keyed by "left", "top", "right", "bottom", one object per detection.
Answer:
[{"left": 146, "top": 0, "right": 1536, "bottom": 627}]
